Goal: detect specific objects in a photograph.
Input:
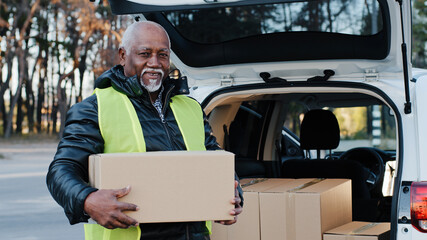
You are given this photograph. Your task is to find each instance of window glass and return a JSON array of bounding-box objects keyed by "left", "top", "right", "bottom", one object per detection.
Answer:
[
  {"left": 334, "top": 105, "right": 396, "bottom": 151},
  {"left": 164, "top": 0, "right": 383, "bottom": 44},
  {"left": 283, "top": 103, "right": 396, "bottom": 151},
  {"left": 228, "top": 101, "right": 272, "bottom": 159}
]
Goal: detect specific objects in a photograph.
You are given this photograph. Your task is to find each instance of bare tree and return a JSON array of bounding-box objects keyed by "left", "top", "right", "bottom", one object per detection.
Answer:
[
  {"left": 4, "top": 0, "right": 41, "bottom": 138},
  {"left": 0, "top": 0, "right": 130, "bottom": 138}
]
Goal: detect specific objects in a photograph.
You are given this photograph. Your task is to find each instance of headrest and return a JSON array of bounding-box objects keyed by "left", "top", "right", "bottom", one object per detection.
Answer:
[{"left": 300, "top": 109, "right": 340, "bottom": 150}]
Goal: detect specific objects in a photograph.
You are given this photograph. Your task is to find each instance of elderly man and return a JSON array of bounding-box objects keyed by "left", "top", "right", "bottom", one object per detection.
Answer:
[{"left": 46, "top": 21, "right": 243, "bottom": 240}]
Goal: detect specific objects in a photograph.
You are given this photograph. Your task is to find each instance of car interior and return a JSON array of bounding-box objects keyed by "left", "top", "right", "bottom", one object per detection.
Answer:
[{"left": 203, "top": 86, "right": 396, "bottom": 223}]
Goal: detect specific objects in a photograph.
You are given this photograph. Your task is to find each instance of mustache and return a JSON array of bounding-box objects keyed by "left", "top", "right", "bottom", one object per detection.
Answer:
[{"left": 141, "top": 68, "right": 165, "bottom": 80}]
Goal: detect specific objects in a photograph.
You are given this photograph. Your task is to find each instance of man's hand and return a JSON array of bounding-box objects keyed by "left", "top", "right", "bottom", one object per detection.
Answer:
[
  {"left": 84, "top": 185, "right": 139, "bottom": 229},
  {"left": 216, "top": 180, "right": 243, "bottom": 225}
]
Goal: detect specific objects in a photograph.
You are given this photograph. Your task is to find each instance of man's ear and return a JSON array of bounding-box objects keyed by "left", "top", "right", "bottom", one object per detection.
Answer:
[{"left": 119, "top": 47, "right": 126, "bottom": 66}]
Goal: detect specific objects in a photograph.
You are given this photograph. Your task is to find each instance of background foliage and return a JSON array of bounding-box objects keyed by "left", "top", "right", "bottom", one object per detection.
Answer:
[
  {"left": 0, "top": 0, "right": 131, "bottom": 138},
  {"left": 0, "top": 0, "right": 426, "bottom": 139}
]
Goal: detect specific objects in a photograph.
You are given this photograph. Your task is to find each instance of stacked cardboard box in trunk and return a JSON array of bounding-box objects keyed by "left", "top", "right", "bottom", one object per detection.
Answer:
[
  {"left": 212, "top": 178, "right": 352, "bottom": 240},
  {"left": 323, "top": 221, "right": 390, "bottom": 240},
  {"left": 212, "top": 178, "right": 291, "bottom": 240}
]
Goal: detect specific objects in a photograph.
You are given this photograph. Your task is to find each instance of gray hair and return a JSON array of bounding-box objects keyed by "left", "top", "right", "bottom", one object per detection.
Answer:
[{"left": 120, "top": 21, "right": 171, "bottom": 55}]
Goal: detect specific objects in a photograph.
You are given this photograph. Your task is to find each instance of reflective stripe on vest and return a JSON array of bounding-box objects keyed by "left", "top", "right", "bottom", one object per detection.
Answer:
[{"left": 85, "top": 87, "right": 209, "bottom": 240}]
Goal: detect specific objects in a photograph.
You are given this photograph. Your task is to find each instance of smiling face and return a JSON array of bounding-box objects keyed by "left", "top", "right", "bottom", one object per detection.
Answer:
[{"left": 119, "top": 22, "right": 171, "bottom": 93}]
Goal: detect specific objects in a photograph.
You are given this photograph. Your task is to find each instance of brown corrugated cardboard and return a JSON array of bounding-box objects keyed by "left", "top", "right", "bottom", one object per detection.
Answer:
[
  {"left": 237, "top": 178, "right": 260, "bottom": 186},
  {"left": 88, "top": 150, "right": 235, "bottom": 223},
  {"left": 210, "top": 189, "right": 260, "bottom": 240},
  {"left": 323, "top": 221, "right": 390, "bottom": 240},
  {"left": 212, "top": 178, "right": 352, "bottom": 240},
  {"left": 259, "top": 178, "right": 319, "bottom": 240},
  {"left": 260, "top": 178, "right": 352, "bottom": 240},
  {"left": 211, "top": 178, "right": 295, "bottom": 240}
]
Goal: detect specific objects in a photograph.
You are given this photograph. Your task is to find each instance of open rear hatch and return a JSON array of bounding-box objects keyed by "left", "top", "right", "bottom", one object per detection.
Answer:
[{"left": 108, "top": 0, "right": 412, "bottom": 113}]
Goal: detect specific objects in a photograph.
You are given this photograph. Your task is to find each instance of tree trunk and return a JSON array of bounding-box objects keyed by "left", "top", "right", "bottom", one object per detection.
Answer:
[
  {"left": 3, "top": 50, "right": 20, "bottom": 138},
  {"left": 0, "top": 63, "right": 4, "bottom": 135},
  {"left": 58, "top": 86, "right": 67, "bottom": 138},
  {"left": 0, "top": 45, "right": 14, "bottom": 137},
  {"left": 78, "top": 54, "right": 87, "bottom": 102},
  {"left": 0, "top": 96, "right": 5, "bottom": 135},
  {"left": 4, "top": 80, "right": 23, "bottom": 138},
  {"left": 36, "top": 66, "right": 46, "bottom": 133},
  {"left": 25, "top": 53, "right": 40, "bottom": 134},
  {"left": 25, "top": 83, "right": 36, "bottom": 133},
  {"left": 35, "top": 9, "right": 49, "bottom": 133},
  {"left": 46, "top": 77, "right": 52, "bottom": 134},
  {"left": 51, "top": 103, "right": 57, "bottom": 135},
  {"left": 4, "top": 0, "right": 40, "bottom": 138},
  {"left": 16, "top": 93, "right": 23, "bottom": 134},
  {"left": 52, "top": 3, "right": 60, "bottom": 136},
  {"left": 57, "top": 70, "right": 75, "bottom": 138}
]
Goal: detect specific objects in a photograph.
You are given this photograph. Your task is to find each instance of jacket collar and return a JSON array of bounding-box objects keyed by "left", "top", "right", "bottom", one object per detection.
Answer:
[{"left": 94, "top": 65, "right": 177, "bottom": 103}]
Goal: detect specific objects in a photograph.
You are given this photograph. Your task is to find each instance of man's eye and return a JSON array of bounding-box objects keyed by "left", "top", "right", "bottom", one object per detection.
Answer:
[
  {"left": 160, "top": 53, "right": 169, "bottom": 58},
  {"left": 139, "top": 52, "right": 150, "bottom": 57}
]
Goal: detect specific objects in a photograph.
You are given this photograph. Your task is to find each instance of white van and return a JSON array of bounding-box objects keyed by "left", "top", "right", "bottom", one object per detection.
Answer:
[{"left": 106, "top": 0, "right": 426, "bottom": 239}]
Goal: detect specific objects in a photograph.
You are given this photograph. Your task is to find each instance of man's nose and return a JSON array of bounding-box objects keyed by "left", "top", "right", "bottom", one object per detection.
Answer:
[{"left": 147, "top": 55, "right": 160, "bottom": 67}]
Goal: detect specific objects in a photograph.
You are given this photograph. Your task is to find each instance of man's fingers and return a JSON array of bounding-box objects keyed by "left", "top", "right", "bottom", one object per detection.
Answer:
[
  {"left": 234, "top": 180, "right": 239, "bottom": 194},
  {"left": 104, "top": 218, "right": 136, "bottom": 229},
  {"left": 115, "top": 202, "right": 139, "bottom": 226},
  {"left": 233, "top": 180, "right": 242, "bottom": 207},
  {"left": 233, "top": 206, "right": 243, "bottom": 215},
  {"left": 101, "top": 210, "right": 139, "bottom": 229},
  {"left": 229, "top": 205, "right": 242, "bottom": 215},
  {"left": 116, "top": 213, "right": 139, "bottom": 228},
  {"left": 85, "top": 187, "right": 140, "bottom": 229},
  {"left": 218, "top": 217, "right": 238, "bottom": 226},
  {"left": 104, "top": 220, "right": 129, "bottom": 229},
  {"left": 117, "top": 201, "right": 139, "bottom": 212},
  {"left": 227, "top": 218, "right": 237, "bottom": 225},
  {"left": 231, "top": 196, "right": 241, "bottom": 206},
  {"left": 115, "top": 185, "right": 131, "bottom": 198},
  {"left": 230, "top": 216, "right": 238, "bottom": 225}
]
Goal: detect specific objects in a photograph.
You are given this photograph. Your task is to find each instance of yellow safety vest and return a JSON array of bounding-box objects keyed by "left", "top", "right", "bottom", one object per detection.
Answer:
[{"left": 84, "top": 87, "right": 210, "bottom": 240}]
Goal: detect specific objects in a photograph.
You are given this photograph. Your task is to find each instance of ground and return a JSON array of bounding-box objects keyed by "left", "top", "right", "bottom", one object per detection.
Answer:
[{"left": 0, "top": 138, "right": 84, "bottom": 240}]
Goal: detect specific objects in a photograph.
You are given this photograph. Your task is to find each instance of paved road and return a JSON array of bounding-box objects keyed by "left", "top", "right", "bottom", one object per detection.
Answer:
[{"left": 0, "top": 142, "right": 84, "bottom": 240}]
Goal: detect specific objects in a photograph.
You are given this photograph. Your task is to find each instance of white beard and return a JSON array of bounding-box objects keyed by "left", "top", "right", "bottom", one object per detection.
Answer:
[{"left": 140, "top": 68, "right": 164, "bottom": 92}]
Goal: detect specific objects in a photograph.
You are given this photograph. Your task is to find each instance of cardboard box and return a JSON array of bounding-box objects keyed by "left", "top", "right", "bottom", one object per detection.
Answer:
[
  {"left": 324, "top": 221, "right": 390, "bottom": 240},
  {"left": 211, "top": 178, "right": 294, "bottom": 240},
  {"left": 88, "top": 150, "right": 235, "bottom": 223},
  {"left": 212, "top": 178, "right": 352, "bottom": 240},
  {"left": 260, "top": 178, "right": 326, "bottom": 240},
  {"left": 260, "top": 178, "right": 352, "bottom": 240}
]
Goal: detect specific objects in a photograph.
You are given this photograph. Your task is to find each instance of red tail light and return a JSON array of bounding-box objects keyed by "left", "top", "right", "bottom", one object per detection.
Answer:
[{"left": 411, "top": 182, "right": 427, "bottom": 233}]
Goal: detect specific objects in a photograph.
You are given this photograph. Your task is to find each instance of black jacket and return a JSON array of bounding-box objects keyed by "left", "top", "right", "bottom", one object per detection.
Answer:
[{"left": 46, "top": 65, "right": 242, "bottom": 240}]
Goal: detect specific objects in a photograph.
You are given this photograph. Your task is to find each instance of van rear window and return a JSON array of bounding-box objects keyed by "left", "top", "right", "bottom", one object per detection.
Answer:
[{"left": 164, "top": 0, "right": 384, "bottom": 44}]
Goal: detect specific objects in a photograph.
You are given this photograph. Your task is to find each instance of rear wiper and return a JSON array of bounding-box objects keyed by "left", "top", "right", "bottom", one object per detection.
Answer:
[
  {"left": 307, "top": 69, "right": 335, "bottom": 82},
  {"left": 260, "top": 72, "right": 287, "bottom": 83}
]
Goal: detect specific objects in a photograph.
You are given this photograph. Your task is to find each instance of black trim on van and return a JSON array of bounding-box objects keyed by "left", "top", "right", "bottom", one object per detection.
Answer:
[{"left": 146, "top": 5, "right": 391, "bottom": 68}]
